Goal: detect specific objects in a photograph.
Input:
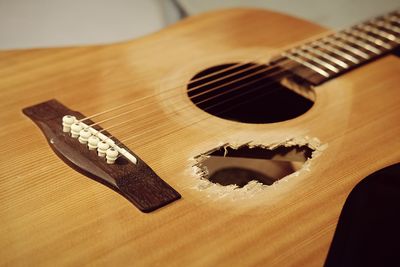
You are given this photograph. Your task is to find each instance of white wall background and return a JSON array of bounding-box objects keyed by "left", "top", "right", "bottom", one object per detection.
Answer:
[
  {"left": 180, "top": 0, "right": 400, "bottom": 29},
  {"left": 0, "top": 0, "right": 170, "bottom": 49},
  {"left": 0, "top": 0, "right": 398, "bottom": 50}
]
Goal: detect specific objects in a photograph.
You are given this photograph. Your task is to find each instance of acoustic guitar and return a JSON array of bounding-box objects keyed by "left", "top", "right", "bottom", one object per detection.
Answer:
[{"left": 1, "top": 7, "right": 399, "bottom": 266}]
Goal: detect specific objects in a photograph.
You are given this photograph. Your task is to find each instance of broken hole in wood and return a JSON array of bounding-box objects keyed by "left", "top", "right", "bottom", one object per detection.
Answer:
[{"left": 195, "top": 143, "right": 314, "bottom": 188}]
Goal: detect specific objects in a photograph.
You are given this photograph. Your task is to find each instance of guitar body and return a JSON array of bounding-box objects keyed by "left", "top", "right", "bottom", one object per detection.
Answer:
[{"left": 1, "top": 8, "right": 399, "bottom": 266}]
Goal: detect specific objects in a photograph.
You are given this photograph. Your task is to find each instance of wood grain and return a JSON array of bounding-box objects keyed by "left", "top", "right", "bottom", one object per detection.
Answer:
[{"left": 0, "top": 8, "right": 399, "bottom": 267}]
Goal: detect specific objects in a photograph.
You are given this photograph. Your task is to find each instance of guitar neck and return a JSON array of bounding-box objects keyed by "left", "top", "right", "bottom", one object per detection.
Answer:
[{"left": 275, "top": 10, "right": 400, "bottom": 85}]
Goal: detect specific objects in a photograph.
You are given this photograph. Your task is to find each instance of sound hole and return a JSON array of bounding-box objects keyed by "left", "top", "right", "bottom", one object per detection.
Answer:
[{"left": 187, "top": 63, "right": 314, "bottom": 123}]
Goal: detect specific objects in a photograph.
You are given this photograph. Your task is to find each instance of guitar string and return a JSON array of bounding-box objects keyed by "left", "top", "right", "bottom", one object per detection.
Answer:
[
  {"left": 93, "top": 69, "right": 278, "bottom": 133},
  {"left": 85, "top": 22, "right": 400, "bottom": 149},
  {"left": 107, "top": 66, "right": 287, "bottom": 139},
  {"left": 38, "top": 15, "right": 400, "bottom": 153},
  {"left": 75, "top": 11, "right": 398, "bottom": 123},
  {"left": 111, "top": 63, "right": 296, "bottom": 146},
  {"left": 86, "top": 18, "right": 399, "bottom": 157},
  {"left": 28, "top": 31, "right": 339, "bottom": 163},
  {"left": 77, "top": 29, "right": 336, "bottom": 122},
  {"left": 82, "top": 55, "right": 317, "bottom": 134},
  {"left": 31, "top": 63, "right": 292, "bottom": 164},
  {"left": 92, "top": 59, "right": 297, "bottom": 145},
  {"left": 80, "top": 30, "right": 396, "bottom": 132},
  {"left": 21, "top": 15, "right": 400, "bottom": 180},
  {"left": 121, "top": 71, "right": 290, "bottom": 148},
  {"left": 74, "top": 13, "right": 283, "bottom": 122},
  {"left": 33, "top": 68, "right": 289, "bottom": 170},
  {"left": 126, "top": 75, "right": 292, "bottom": 151},
  {"left": 28, "top": 14, "right": 400, "bottom": 168},
  {"left": 78, "top": 61, "right": 263, "bottom": 122},
  {"left": 89, "top": 63, "right": 289, "bottom": 129},
  {"left": 88, "top": 63, "right": 272, "bottom": 127},
  {"left": 38, "top": 30, "right": 396, "bottom": 159},
  {"left": 76, "top": 11, "right": 281, "bottom": 123},
  {"left": 91, "top": 21, "right": 400, "bottom": 150},
  {"left": 37, "top": 82, "right": 400, "bottom": 178},
  {"left": 84, "top": 28, "right": 357, "bottom": 133},
  {"left": 68, "top": 27, "right": 397, "bottom": 147},
  {"left": 119, "top": 88, "right": 400, "bottom": 164},
  {"left": 29, "top": 80, "right": 288, "bottom": 179},
  {"left": 93, "top": 20, "right": 400, "bottom": 143}
]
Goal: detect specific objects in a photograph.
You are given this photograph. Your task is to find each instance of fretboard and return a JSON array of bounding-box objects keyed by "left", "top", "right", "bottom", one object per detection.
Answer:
[{"left": 275, "top": 10, "right": 400, "bottom": 85}]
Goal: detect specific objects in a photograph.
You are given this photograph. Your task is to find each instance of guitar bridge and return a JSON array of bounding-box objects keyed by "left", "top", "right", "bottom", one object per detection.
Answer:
[{"left": 22, "top": 99, "right": 181, "bottom": 213}]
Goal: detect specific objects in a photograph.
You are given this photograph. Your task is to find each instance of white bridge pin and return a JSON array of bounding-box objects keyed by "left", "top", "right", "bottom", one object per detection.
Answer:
[
  {"left": 62, "top": 115, "right": 76, "bottom": 133},
  {"left": 79, "top": 129, "right": 92, "bottom": 144},
  {"left": 61, "top": 115, "right": 137, "bottom": 165},
  {"left": 97, "top": 141, "right": 110, "bottom": 157},
  {"left": 106, "top": 147, "right": 119, "bottom": 164},
  {"left": 88, "top": 136, "right": 100, "bottom": 150},
  {"left": 70, "top": 123, "right": 83, "bottom": 138}
]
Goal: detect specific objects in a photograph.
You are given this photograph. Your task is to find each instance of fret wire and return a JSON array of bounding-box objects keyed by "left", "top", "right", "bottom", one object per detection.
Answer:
[
  {"left": 301, "top": 44, "right": 349, "bottom": 68},
  {"left": 372, "top": 20, "right": 400, "bottom": 34},
  {"left": 357, "top": 25, "right": 398, "bottom": 42},
  {"left": 282, "top": 53, "right": 330, "bottom": 77},
  {"left": 279, "top": 10, "right": 400, "bottom": 83},
  {"left": 313, "top": 41, "right": 360, "bottom": 64},
  {"left": 383, "top": 14, "right": 400, "bottom": 24},
  {"left": 344, "top": 29, "right": 391, "bottom": 49},
  {"left": 324, "top": 37, "right": 370, "bottom": 59},
  {"left": 291, "top": 49, "right": 339, "bottom": 73},
  {"left": 336, "top": 33, "right": 381, "bottom": 54}
]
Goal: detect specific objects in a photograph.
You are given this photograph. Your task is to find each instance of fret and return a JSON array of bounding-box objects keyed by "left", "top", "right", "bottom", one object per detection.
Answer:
[
  {"left": 344, "top": 29, "right": 391, "bottom": 49},
  {"left": 279, "top": 9, "right": 400, "bottom": 86},
  {"left": 357, "top": 24, "right": 398, "bottom": 42},
  {"left": 336, "top": 33, "right": 381, "bottom": 54},
  {"left": 372, "top": 20, "right": 400, "bottom": 34},
  {"left": 291, "top": 49, "right": 340, "bottom": 73},
  {"left": 301, "top": 45, "right": 349, "bottom": 68},
  {"left": 312, "top": 41, "right": 360, "bottom": 63},
  {"left": 282, "top": 53, "right": 330, "bottom": 77},
  {"left": 383, "top": 14, "right": 400, "bottom": 25},
  {"left": 324, "top": 37, "right": 370, "bottom": 59}
]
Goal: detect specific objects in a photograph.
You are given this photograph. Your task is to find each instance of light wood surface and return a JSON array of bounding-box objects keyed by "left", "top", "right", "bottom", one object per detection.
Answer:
[{"left": 1, "top": 8, "right": 399, "bottom": 267}]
